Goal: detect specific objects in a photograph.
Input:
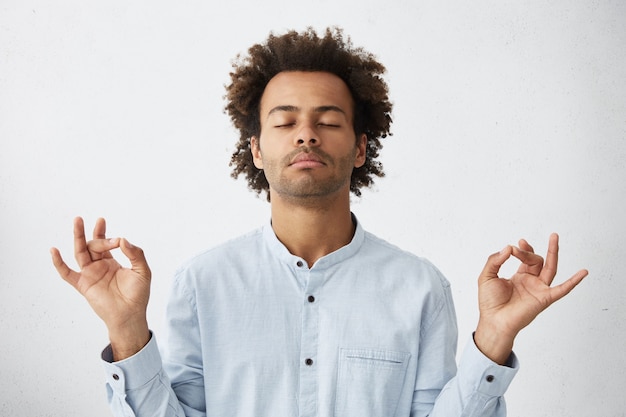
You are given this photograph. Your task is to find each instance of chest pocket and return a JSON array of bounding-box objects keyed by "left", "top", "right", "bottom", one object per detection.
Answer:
[{"left": 335, "top": 348, "right": 411, "bottom": 417}]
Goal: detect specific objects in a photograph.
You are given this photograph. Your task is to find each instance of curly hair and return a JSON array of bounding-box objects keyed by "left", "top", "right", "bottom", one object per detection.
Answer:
[{"left": 225, "top": 27, "right": 392, "bottom": 200}]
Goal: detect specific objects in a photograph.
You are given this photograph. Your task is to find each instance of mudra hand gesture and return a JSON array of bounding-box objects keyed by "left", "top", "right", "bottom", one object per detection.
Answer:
[
  {"left": 474, "top": 233, "right": 588, "bottom": 364},
  {"left": 50, "top": 217, "right": 152, "bottom": 360}
]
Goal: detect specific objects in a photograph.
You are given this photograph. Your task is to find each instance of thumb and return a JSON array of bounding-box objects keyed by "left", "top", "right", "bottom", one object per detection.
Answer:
[{"left": 119, "top": 238, "right": 151, "bottom": 280}]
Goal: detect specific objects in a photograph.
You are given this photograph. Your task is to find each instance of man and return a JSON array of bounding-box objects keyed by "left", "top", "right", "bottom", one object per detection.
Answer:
[{"left": 50, "top": 28, "right": 588, "bottom": 417}]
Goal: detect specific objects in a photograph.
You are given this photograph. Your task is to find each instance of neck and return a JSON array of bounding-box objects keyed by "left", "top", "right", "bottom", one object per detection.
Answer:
[{"left": 270, "top": 189, "right": 355, "bottom": 268}]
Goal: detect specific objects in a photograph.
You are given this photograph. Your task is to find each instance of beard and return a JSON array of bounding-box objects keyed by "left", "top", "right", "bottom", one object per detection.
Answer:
[{"left": 263, "top": 147, "right": 357, "bottom": 202}]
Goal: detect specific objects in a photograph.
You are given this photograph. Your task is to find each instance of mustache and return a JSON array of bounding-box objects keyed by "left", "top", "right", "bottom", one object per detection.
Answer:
[{"left": 282, "top": 147, "right": 332, "bottom": 165}]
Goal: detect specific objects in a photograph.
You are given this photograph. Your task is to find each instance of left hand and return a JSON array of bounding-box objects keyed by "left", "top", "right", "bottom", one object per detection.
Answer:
[{"left": 474, "top": 233, "right": 588, "bottom": 364}]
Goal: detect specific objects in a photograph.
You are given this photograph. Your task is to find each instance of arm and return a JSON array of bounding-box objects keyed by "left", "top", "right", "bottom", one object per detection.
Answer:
[
  {"left": 411, "top": 282, "right": 517, "bottom": 417},
  {"left": 51, "top": 217, "right": 193, "bottom": 416},
  {"left": 50, "top": 217, "right": 151, "bottom": 360},
  {"left": 413, "top": 234, "right": 587, "bottom": 417}
]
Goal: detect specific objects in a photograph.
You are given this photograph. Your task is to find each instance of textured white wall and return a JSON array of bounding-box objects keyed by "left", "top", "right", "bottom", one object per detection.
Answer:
[{"left": 1, "top": 1, "right": 624, "bottom": 416}]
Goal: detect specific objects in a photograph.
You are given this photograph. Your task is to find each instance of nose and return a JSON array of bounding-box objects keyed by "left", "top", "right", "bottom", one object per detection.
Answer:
[{"left": 294, "top": 123, "right": 319, "bottom": 147}]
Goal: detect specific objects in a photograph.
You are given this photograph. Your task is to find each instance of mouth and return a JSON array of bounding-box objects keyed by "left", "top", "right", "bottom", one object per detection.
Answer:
[{"left": 289, "top": 151, "right": 326, "bottom": 168}]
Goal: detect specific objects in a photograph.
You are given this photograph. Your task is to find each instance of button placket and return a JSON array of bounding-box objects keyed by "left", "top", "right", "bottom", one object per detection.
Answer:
[{"left": 298, "top": 268, "right": 320, "bottom": 417}]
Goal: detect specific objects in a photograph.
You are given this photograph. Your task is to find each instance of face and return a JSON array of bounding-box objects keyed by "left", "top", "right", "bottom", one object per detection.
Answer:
[{"left": 251, "top": 71, "right": 366, "bottom": 202}]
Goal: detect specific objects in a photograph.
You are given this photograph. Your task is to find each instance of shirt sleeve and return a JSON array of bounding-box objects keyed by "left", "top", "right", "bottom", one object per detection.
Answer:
[
  {"left": 101, "top": 334, "right": 189, "bottom": 417},
  {"left": 100, "top": 268, "right": 207, "bottom": 417},
  {"left": 410, "top": 279, "right": 519, "bottom": 417},
  {"left": 422, "top": 337, "right": 518, "bottom": 416}
]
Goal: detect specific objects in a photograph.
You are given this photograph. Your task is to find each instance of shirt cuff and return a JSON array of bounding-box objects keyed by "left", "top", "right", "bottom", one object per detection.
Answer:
[
  {"left": 101, "top": 332, "right": 163, "bottom": 392},
  {"left": 456, "top": 335, "right": 519, "bottom": 397}
]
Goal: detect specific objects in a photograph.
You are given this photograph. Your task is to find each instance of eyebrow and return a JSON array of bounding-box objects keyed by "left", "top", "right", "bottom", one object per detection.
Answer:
[{"left": 267, "top": 105, "right": 347, "bottom": 117}]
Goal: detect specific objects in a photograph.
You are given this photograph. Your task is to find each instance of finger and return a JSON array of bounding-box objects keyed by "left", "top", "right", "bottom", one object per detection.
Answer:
[
  {"left": 73, "top": 217, "right": 92, "bottom": 269},
  {"left": 86, "top": 237, "right": 121, "bottom": 258},
  {"left": 518, "top": 238, "right": 534, "bottom": 253},
  {"left": 478, "top": 245, "right": 512, "bottom": 285},
  {"left": 50, "top": 247, "right": 81, "bottom": 289},
  {"left": 119, "top": 238, "right": 152, "bottom": 280},
  {"left": 539, "top": 233, "right": 559, "bottom": 285},
  {"left": 93, "top": 217, "right": 107, "bottom": 240},
  {"left": 511, "top": 245, "right": 544, "bottom": 276},
  {"left": 91, "top": 218, "right": 112, "bottom": 261},
  {"left": 547, "top": 269, "right": 588, "bottom": 304}
]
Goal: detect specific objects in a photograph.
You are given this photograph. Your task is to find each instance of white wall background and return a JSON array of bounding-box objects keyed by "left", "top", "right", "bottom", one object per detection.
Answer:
[{"left": 1, "top": 1, "right": 624, "bottom": 416}]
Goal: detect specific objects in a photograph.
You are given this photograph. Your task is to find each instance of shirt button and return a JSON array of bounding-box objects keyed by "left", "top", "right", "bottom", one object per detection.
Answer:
[
  {"left": 296, "top": 261, "right": 304, "bottom": 267},
  {"left": 486, "top": 375, "right": 495, "bottom": 383},
  {"left": 307, "top": 295, "right": 315, "bottom": 303},
  {"left": 112, "top": 374, "right": 120, "bottom": 381},
  {"left": 305, "top": 358, "right": 313, "bottom": 366}
]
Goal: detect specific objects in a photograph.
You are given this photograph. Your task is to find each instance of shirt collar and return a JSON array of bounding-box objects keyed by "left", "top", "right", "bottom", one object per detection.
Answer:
[{"left": 262, "top": 213, "right": 365, "bottom": 270}]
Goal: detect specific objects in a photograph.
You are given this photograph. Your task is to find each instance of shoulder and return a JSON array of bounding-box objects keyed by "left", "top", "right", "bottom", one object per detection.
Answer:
[
  {"left": 354, "top": 230, "right": 455, "bottom": 331},
  {"left": 174, "top": 227, "right": 265, "bottom": 279},
  {"left": 360, "top": 230, "right": 450, "bottom": 289}
]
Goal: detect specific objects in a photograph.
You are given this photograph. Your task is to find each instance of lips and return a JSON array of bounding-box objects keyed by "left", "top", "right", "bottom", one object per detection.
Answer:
[{"left": 289, "top": 152, "right": 326, "bottom": 167}]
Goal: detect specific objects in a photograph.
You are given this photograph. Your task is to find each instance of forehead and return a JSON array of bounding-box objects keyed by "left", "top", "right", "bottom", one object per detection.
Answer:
[{"left": 259, "top": 71, "right": 354, "bottom": 117}]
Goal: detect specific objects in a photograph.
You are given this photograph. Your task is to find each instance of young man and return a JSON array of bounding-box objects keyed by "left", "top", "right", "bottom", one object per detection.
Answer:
[{"left": 51, "top": 28, "right": 588, "bottom": 417}]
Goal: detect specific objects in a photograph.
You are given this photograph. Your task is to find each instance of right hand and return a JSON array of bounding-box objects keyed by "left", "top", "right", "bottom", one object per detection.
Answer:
[{"left": 51, "top": 217, "right": 151, "bottom": 359}]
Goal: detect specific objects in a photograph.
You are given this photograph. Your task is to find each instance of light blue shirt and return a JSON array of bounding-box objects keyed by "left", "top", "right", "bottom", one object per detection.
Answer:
[{"left": 102, "top": 217, "right": 518, "bottom": 416}]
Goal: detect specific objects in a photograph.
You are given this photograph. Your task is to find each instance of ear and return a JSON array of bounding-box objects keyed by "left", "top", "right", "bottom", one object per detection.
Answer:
[
  {"left": 250, "top": 136, "right": 263, "bottom": 169},
  {"left": 354, "top": 134, "right": 367, "bottom": 168}
]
